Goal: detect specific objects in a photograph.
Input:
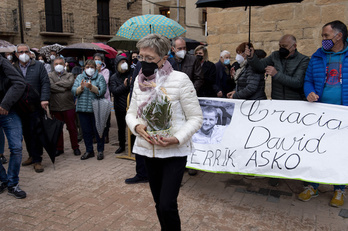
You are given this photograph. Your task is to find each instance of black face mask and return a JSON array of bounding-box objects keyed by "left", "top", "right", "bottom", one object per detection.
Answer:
[
  {"left": 279, "top": 47, "right": 290, "bottom": 59},
  {"left": 132, "top": 58, "right": 138, "bottom": 64},
  {"left": 141, "top": 61, "right": 158, "bottom": 77},
  {"left": 196, "top": 55, "right": 203, "bottom": 61}
]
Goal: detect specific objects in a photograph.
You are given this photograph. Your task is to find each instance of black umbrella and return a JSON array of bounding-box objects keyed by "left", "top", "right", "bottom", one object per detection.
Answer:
[
  {"left": 195, "top": 0, "right": 303, "bottom": 44},
  {"left": 59, "top": 43, "right": 108, "bottom": 57}
]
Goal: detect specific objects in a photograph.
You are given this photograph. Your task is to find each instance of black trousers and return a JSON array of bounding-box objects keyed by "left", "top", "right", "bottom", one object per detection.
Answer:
[
  {"left": 115, "top": 110, "right": 126, "bottom": 147},
  {"left": 144, "top": 156, "right": 187, "bottom": 231}
]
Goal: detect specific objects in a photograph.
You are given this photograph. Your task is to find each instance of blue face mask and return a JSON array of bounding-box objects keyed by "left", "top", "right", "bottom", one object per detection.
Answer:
[
  {"left": 95, "top": 60, "right": 102, "bottom": 66},
  {"left": 79, "top": 61, "right": 84, "bottom": 66},
  {"left": 223, "top": 59, "right": 230, "bottom": 65}
]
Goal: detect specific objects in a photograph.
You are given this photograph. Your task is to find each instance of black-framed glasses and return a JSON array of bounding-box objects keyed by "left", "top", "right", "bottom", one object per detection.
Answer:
[{"left": 17, "top": 50, "right": 30, "bottom": 54}]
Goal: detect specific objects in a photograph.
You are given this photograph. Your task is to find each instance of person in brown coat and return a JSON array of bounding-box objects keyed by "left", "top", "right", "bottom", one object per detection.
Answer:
[{"left": 48, "top": 57, "right": 81, "bottom": 157}]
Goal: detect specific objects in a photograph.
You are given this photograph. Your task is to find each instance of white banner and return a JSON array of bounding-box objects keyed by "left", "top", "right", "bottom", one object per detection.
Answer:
[{"left": 187, "top": 98, "right": 348, "bottom": 185}]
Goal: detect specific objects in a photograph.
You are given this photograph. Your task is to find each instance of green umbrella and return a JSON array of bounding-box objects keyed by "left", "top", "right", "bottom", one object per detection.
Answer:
[
  {"left": 107, "top": 36, "right": 138, "bottom": 51},
  {"left": 116, "top": 14, "right": 186, "bottom": 40}
]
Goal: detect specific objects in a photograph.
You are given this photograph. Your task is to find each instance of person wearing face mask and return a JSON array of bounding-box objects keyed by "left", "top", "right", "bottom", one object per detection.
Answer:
[
  {"left": 109, "top": 55, "right": 132, "bottom": 154},
  {"left": 37, "top": 54, "right": 51, "bottom": 74},
  {"left": 49, "top": 50, "right": 58, "bottom": 63},
  {"left": 94, "top": 53, "right": 111, "bottom": 143},
  {"left": 130, "top": 51, "right": 139, "bottom": 70},
  {"left": 168, "top": 37, "right": 204, "bottom": 93},
  {"left": 245, "top": 34, "right": 309, "bottom": 100},
  {"left": 215, "top": 50, "right": 236, "bottom": 98},
  {"left": 48, "top": 57, "right": 81, "bottom": 157},
  {"left": 194, "top": 45, "right": 218, "bottom": 98},
  {"left": 13, "top": 44, "right": 50, "bottom": 173},
  {"left": 72, "top": 60, "right": 106, "bottom": 161},
  {"left": 227, "top": 42, "right": 266, "bottom": 100},
  {"left": 300, "top": 20, "right": 348, "bottom": 207},
  {"left": 126, "top": 34, "right": 202, "bottom": 231},
  {"left": 4, "top": 52, "right": 14, "bottom": 64}
]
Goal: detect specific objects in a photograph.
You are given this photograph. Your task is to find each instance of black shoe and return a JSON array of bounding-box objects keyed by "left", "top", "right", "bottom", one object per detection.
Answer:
[
  {"left": 125, "top": 175, "right": 148, "bottom": 184},
  {"left": 7, "top": 184, "right": 26, "bottom": 199},
  {"left": 80, "top": 151, "right": 95, "bottom": 160},
  {"left": 268, "top": 178, "right": 279, "bottom": 187},
  {"left": 115, "top": 146, "right": 125, "bottom": 154},
  {"left": 78, "top": 138, "right": 83, "bottom": 143},
  {"left": 73, "top": 148, "right": 81, "bottom": 156},
  {"left": 188, "top": 169, "right": 198, "bottom": 176},
  {"left": 105, "top": 136, "right": 109, "bottom": 144},
  {"left": 97, "top": 152, "right": 104, "bottom": 160},
  {"left": 55, "top": 150, "right": 64, "bottom": 157},
  {"left": 0, "top": 182, "right": 7, "bottom": 194},
  {"left": 0, "top": 155, "right": 7, "bottom": 164}
]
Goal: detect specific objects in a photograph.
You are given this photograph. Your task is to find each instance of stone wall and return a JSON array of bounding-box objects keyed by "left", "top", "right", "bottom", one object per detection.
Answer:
[
  {"left": 206, "top": 0, "right": 348, "bottom": 63},
  {"left": 0, "top": 0, "right": 142, "bottom": 48}
]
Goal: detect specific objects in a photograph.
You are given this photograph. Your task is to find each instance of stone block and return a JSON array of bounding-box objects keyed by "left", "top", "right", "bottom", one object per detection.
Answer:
[
  {"left": 262, "top": 5, "right": 294, "bottom": 21},
  {"left": 252, "top": 32, "right": 284, "bottom": 43},
  {"left": 321, "top": 5, "right": 346, "bottom": 24},
  {"left": 207, "top": 35, "right": 220, "bottom": 45}
]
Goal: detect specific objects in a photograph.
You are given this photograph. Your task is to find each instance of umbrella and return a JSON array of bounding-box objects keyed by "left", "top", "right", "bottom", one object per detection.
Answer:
[
  {"left": 195, "top": 0, "right": 303, "bottom": 44},
  {"left": 59, "top": 43, "right": 108, "bottom": 57},
  {"left": 116, "top": 14, "right": 186, "bottom": 40},
  {"left": 107, "top": 35, "right": 139, "bottom": 51},
  {"left": 92, "top": 98, "right": 113, "bottom": 138},
  {"left": 39, "top": 43, "right": 65, "bottom": 61},
  {"left": 92, "top": 43, "right": 118, "bottom": 59},
  {"left": 0, "top": 40, "right": 16, "bottom": 53},
  {"left": 183, "top": 38, "right": 202, "bottom": 51},
  {"left": 36, "top": 110, "right": 64, "bottom": 164}
]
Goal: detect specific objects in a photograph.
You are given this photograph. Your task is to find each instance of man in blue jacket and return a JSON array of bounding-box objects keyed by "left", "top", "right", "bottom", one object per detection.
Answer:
[
  {"left": 14, "top": 44, "right": 50, "bottom": 173},
  {"left": 300, "top": 20, "right": 348, "bottom": 207}
]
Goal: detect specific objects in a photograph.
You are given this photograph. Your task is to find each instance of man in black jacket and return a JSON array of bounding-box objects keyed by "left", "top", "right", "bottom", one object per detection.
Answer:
[
  {"left": 14, "top": 44, "right": 50, "bottom": 173},
  {"left": 0, "top": 56, "right": 27, "bottom": 199}
]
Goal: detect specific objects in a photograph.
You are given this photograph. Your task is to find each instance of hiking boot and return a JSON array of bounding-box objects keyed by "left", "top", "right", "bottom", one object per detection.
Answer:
[
  {"left": 330, "top": 189, "right": 345, "bottom": 207},
  {"left": 0, "top": 182, "right": 7, "bottom": 194},
  {"left": 8, "top": 184, "right": 26, "bottom": 199},
  {"left": 97, "top": 152, "right": 104, "bottom": 160},
  {"left": 0, "top": 155, "right": 7, "bottom": 164},
  {"left": 33, "top": 162, "right": 44, "bottom": 173},
  {"left": 22, "top": 157, "right": 33, "bottom": 166},
  {"left": 298, "top": 185, "right": 318, "bottom": 201}
]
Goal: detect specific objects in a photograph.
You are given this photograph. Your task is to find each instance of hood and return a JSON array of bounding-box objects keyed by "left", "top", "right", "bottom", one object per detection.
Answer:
[{"left": 115, "top": 55, "right": 128, "bottom": 66}]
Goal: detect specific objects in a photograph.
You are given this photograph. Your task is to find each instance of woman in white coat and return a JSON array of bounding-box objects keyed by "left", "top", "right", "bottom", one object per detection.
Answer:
[{"left": 126, "top": 34, "right": 202, "bottom": 231}]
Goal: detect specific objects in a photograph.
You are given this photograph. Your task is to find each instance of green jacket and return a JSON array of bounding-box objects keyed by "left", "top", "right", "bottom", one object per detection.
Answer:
[
  {"left": 247, "top": 50, "right": 310, "bottom": 100},
  {"left": 71, "top": 71, "right": 106, "bottom": 113}
]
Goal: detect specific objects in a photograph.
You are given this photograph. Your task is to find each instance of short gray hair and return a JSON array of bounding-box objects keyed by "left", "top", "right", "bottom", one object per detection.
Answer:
[
  {"left": 220, "top": 50, "right": 230, "bottom": 58},
  {"left": 136, "top": 34, "right": 171, "bottom": 58},
  {"left": 16, "top": 44, "right": 30, "bottom": 53},
  {"left": 171, "top": 37, "right": 185, "bottom": 48}
]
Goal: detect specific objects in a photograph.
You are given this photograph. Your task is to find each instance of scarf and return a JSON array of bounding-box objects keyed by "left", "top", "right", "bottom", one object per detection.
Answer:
[{"left": 234, "top": 59, "right": 248, "bottom": 81}]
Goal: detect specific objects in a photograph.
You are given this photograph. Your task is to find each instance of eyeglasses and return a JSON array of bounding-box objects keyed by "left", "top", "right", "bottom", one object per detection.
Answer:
[
  {"left": 137, "top": 55, "right": 160, "bottom": 63},
  {"left": 17, "top": 50, "right": 30, "bottom": 54}
]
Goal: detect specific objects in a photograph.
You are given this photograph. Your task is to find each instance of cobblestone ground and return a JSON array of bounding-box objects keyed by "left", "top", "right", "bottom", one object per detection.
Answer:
[{"left": 0, "top": 113, "right": 347, "bottom": 231}]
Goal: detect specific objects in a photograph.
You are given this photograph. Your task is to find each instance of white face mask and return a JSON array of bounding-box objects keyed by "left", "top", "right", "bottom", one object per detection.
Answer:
[
  {"left": 120, "top": 62, "right": 128, "bottom": 71},
  {"left": 38, "top": 60, "right": 45, "bottom": 63},
  {"left": 50, "top": 55, "right": 56, "bottom": 60},
  {"left": 85, "top": 68, "right": 95, "bottom": 76},
  {"left": 19, "top": 53, "right": 30, "bottom": 63},
  {"left": 175, "top": 50, "right": 186, "bottom": 59},
  {"left": 54, "top": 64, "right": 64, "bottom": 73},
  {"left": 6, "top": 55, "right": 13, "bottom": 61},
  {"left": 235, "top": 54, "right": 245, "bottom": 64}
]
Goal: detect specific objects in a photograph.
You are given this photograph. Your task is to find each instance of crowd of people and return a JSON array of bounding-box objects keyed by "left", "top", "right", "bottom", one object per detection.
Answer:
[{"left": 0, "top": 19, "right": 347, "bottom": 230}]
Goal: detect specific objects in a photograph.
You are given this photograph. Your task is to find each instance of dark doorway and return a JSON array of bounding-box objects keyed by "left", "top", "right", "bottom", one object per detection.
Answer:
[
  {"left": 97, "top": 0, "right": 110, "bottom": 35},
  {"left": 45, "top": 0, "right": 63, "bottom": 32}
]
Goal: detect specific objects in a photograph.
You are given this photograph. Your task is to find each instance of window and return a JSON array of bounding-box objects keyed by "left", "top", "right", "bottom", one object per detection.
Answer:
[
  {"left": 97, "top": 0, "right": 110, "bottom": 35},
  {"left": 160, "top": 8, "right": 170, "bottom": 18},
  {"left": 45, "top": 0, "right": 62, "bottom": 32}
]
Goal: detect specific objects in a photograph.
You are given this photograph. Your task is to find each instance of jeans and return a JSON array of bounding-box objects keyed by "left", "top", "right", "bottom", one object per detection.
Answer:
[
  {"left": 0, "top": 128, "right": 4, "bottom": 154},
  {"left": 78, "top": 112, "right": 104, "bottom": 153},
  {"left": 0, "top": 112, "right": 23, "bottom": 187},
  {"left": 145, "top": 156, "right": 187, "bottom": 231},
  {"left": 310, "top": 183, "right": 345, "bottom": 191},
  {"left": 51, "top": 109, "right": 79, "bottom": 151}
]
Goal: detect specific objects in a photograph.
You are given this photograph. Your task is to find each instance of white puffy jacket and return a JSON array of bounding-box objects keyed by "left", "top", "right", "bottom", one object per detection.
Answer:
[{"left": 126, "top": 70, "right": 203, "bottom": 158}]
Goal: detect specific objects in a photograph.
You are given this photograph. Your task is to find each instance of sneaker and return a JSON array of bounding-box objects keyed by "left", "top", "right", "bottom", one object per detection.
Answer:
[
  {"left": 298, "top": 185, "right": 319, "bottom": 201},
  {"left": 125, "top": 175, "right": 148, "bottom": 184},
  {"left": 330, "top": 189, "right": 345, "bottom": 207},
  {"left": 22, "top": 157, "right": 33, "bottom": 166},
  {"left": 0, "top": 182, "right": 7, "bottom": 194},
  {"left": 8, "top": 184, "right": 26, "bottom": 199},
  {"left": 33, "top": 162, "right": 44, "bottom": 173},
  {"left": 0, "top": 155, "right": 7, "bottom": 164}
]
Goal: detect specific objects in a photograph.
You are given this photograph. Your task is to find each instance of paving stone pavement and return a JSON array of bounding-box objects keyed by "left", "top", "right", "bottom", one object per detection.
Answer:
[{"left": 0, "top": 114, "right": 347, "bottom": 231}]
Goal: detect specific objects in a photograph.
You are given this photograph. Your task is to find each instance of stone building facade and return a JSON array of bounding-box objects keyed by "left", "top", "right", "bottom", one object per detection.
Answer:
[
  {"left": 0, "top": 0, "right": 142, "bottom": 48},
  {"left": 206, "top": 0, "right": 348, "bottom": 62}
]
